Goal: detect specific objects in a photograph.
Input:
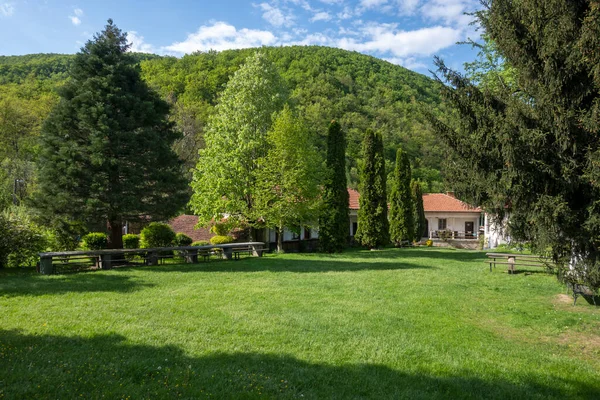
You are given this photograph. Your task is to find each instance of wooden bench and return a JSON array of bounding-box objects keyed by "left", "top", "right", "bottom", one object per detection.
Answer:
[
  {"left": 232, "top": 246, "right": 265, "bottom": 260},
  {"left": 486, "top": 252, "right": 550, "bottom": 274}
]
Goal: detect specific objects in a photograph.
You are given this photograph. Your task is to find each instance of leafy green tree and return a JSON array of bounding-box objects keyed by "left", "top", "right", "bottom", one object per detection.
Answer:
[
  {"left": 389, "top": 147, "right": 414, "bottom": 245},
  {"left": 35, "top": 20, "right": 188, "bottom": 249},
  {"left": 190, "top": 52, "right": 287, "bottom": 237},
  {"left": 355, "top": 130, "right": 389, "bottom": 248},
  {"left": 319, "top": 120, "right": 349, "bottom": 252},
  {"left": 411, "top": 181, "right": 426, "bottom": 240},
  {"left": 430, "top": 0, "right": 600, "bottom": 290},
  {"left": 255, "top": 105, "right": 322, "bottom": 252}
]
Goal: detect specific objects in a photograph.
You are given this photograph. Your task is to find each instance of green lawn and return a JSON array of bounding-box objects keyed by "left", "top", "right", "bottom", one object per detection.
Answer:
[{"left": 1, "top": 248, "right": 599, "bottom": 399}]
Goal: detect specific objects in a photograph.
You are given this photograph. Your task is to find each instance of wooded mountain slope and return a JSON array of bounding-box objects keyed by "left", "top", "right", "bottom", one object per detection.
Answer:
[{"left": 0, "top": 46, "right": 446, "bottom": 196}]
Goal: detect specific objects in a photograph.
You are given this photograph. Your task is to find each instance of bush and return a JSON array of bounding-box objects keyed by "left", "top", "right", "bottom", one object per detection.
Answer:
[
  {"left": 426, "top": 239, "right": 433, "bottom": 247},
  {"left": 192, "top": 240, "right": 210, "bottom": 247},
  {"left": 123, "top": 234, "right": 140, "bottom": 249},
  {"left": 81, "top": 232, "right": 108, "bottom": 250},
  {"left": 1, "top": 207, "right": 49, "bottom": 268},
  {"left": 175, "top": 232, "right": 193, "bottom": 246},
  {"left": 210, "top": 235, "right": 234, "bottom": 245},
  {"left": 140, "top": 223, "right": 176, "bottom": 248}
]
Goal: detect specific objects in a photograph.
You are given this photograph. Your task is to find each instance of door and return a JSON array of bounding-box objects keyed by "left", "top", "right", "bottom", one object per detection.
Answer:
[{"left": 465, "top": 221, "right": 474, "bottom": 238}]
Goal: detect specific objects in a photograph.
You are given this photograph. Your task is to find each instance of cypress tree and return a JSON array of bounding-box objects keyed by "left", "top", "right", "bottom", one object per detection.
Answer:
[
  {"left": 319, "top": 120, "right": 349, "bottom": 253},
  {"left": 430, "top": 1, "right": 600, "bottom": 290},
  {"left": 389, "top": 147, "right": 414, "bottom": 245},
  {"left": 411, "top": 181, "right": 426, "bottom": 241},
  {"left": 35, "top": 20, "right": 188, "bottom": 249},
  {"left": 355, "top": 129, "right": 389, "bottom": 248}
]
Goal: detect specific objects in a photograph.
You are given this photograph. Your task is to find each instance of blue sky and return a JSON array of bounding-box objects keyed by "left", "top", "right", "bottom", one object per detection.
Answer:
[{"left": 0, "top": 0, "right": 483, "bottom": 73}]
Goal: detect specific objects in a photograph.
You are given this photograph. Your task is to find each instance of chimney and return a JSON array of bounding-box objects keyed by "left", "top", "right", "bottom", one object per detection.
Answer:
[{"left": 446, "top": 191, "right": 455, "bottom": 198}]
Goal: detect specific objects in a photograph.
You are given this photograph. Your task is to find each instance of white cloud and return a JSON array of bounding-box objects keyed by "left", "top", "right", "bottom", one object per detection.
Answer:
[
  {"left": 0, "top": 2, "right": 14, "bottom": 17},
  {"left": 257, "top": 3, "right": 295, "bottom": 27},
  {"left": 337, "top": 7, "right": 354, "bottom": 20},
  {"left": 396, "top": 0, "right": 421, "bottom": 14},
  {"left": 164, "top": 21, "right": 277, "bottom": 54},
  {"left": 310, "top": 11, "right": 331, "bottom": 22},
  {"left": 127, "top": 31, "right": 155, "bottom": 53},
  {"left": 360, "top": 0, "right": 388, "bottom": 8},
  {"left": 337, "top": 24, "right": 462, "bottom": 57},
  {"left": 384, "top": 56, "right": 427, "bottom": 70},
  {"left": 420, "top": 0, "right": 476, "bottom": 27},
  {"left": 69, "top": 8, "right": 83, "bottom": 26}
]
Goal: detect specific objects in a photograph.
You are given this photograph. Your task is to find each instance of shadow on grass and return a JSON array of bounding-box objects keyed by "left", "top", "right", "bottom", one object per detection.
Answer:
[
  {"left": 0, "top": 329, "right": 596, "bottom": 399},
  {"left": 0, "top": 272, "right": 153, "bottom": 298}
]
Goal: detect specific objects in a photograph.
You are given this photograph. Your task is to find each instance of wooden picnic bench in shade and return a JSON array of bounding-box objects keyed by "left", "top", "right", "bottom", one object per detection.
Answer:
[
  {"left": 38, "top": 242, "right": 266, "bottom": 274},
  {"left": 486, "top": 252, "right": 551, "bottom": 274}
]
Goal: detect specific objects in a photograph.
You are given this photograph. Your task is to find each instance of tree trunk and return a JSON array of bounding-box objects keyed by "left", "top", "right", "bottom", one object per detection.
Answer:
[
  {"left": 107, "top": 220, "right": 123, "bottom": 249},
  {"left": 277, "top": 225, "right": 283, "bottom": 253}
]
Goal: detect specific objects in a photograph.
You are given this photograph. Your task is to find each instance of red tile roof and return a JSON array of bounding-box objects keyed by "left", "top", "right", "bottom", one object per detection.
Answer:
[
  {"left": 168, "top": 215, "right": 214, "bottom": 242},
  {"left": 422, "top": 193, "right": 481, "bottom": 213},
  {"left": 348, "top": 188, "right": 360, "bottom": 210}
]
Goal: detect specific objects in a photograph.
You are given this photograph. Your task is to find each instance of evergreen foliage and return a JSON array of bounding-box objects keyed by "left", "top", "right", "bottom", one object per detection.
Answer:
[
  {"left": 81, "top": 233, "right": 108, "bottom": 250},
  {"left": 319, "top": 120, "right": 349, "bottom": 252},
  {"left": 355, "top": 130, "right": 389, "bottom": 248},
  {"left": 430, "top": 0, "right": 600, "bottom": 291},
  {"left": 34, "top": 20, "right": 188, "bottom": 249},
  {"left": 190, "top": 52, "right": 287, "bottom": 232},
  {"left": 255, "top": 105, "right": 322, "bottom": 252},
  {"left": 411, "top": 181, "right": 426, "bottom": 240},
  {"left": 389, "top": 148, "right": 414, "bottom": 245},
  {"left": 175, "top": 232, "right": 193, "bottom": 247}
]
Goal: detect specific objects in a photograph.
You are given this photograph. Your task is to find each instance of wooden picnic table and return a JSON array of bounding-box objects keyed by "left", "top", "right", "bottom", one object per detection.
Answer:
[
  {"left": 39, "top": 242, "right": 266, "bottom": 274},
  {"left": 486, "top": 252, "right": 551, "bottom": 274}
]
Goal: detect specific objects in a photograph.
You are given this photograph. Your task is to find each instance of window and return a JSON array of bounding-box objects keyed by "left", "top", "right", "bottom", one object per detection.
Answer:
[
  {"left": 438, "top": 219, "right": 447, "bottom": 230},
  {"left": 291, "top": 227, "right": 300, "bottom": 240},
  {"left": 352, "top": 222, "right": 358, "bottom": 236},
  {"left": 304, "top": 227, "right": 311, "bottom": 240}
]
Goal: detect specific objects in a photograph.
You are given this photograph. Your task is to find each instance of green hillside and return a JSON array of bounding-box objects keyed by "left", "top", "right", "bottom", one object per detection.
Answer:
[{"left": 0, "top": 46, "right": 446, "bottom": 208}]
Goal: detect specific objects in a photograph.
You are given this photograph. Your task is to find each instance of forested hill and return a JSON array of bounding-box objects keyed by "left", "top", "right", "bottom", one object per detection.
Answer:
[{"left": 0, "top": 46, "right": 446, "bottom": 192}]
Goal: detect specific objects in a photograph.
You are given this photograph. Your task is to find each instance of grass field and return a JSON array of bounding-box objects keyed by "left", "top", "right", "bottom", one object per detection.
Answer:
[{"left": 1, "top": 248, "right": 599, "bottom": 399}]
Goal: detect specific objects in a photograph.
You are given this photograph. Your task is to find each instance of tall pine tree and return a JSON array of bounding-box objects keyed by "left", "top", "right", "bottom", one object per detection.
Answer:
[
  {"left": 389, "top": 147, "right": 414, "bottom": 245},
  {"left": 411, "top": 181, "right": 426, "bottom": 240},
  {"left": 430, "top": 0, "right": 600, "bottom": 290},
  {"left": 35, "top": 20, "right": 188, "bottom": 249},
  {"left": 355, "top": 130, "right": 389, "bottom": 248},
  {"left": 319, "top": 120, "right": 349, "bottom": 253}
]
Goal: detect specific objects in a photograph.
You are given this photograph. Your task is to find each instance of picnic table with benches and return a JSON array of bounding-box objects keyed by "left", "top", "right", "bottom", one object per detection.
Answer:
[
  {"left": 486, "top": 252, "right": 551, "bottom": 274},
  {"left": 38, "top": 242, "right": 266, "bottom": 274}
]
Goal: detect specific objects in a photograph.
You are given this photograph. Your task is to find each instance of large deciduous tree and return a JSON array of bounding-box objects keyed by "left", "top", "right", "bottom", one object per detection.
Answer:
[
  {"left": 355, "top": 129, "right": 389, "bottom": 248},
  {"left": 255, "top": 105, "right": 322, "bottom": 252},
  {"left": 389, "top": 147, "right": 414, "bottom": 245},
  {"left": 319, "top": 120, "right": 349, "bottom": 253},
  {"left": 35, "top": 20, "right": 188, "bottom": 249},
  {"left": 430, "top": 0, "right": 600, "bottom": 290},
  {"left": 190, "top": 52, "right": 287, "bottom": 236}
]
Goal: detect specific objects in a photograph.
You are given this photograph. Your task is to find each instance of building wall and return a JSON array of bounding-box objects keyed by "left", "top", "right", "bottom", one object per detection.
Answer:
[
  {"left": 424, "top": 212, "right": 482, "bottom": 238},
  {"left": 484, "top": 213, "right": 510, "bottom": 249}
]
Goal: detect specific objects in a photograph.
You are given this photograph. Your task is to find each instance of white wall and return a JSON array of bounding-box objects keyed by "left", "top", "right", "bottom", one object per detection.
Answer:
[
  {"left": 484, "top": 213, "right": 509, "bottom": 249},
  {"left": 424, "top": 212, "right": 481, "bottom": 238}
]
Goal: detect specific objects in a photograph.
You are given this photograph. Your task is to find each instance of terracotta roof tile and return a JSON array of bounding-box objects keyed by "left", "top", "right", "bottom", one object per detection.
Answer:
[
  {"left": 348, "top": 188, "right": 360, "bottom": 210},
  {"left": 422, "top": 193, "right": 481, "bottom": 212}
]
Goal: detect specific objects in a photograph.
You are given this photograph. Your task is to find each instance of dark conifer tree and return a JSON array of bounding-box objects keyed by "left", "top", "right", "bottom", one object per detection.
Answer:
[
  {"left": 319, "top": 120, "right": 349, "bottom": 253},
  {"left": 430, "top": 1, "right": 600, "bottom": 290},
  {"left": 36, "top": 20, "right": 188, "bottom": 249},
  {"left": 355, "top": 130, "right": 389, "bottom": 248},
  {"left": 389, "top": 147, "right": 414, "bottom": 245},
  {"left": 411, "top": 181, "right": 426, "bottom": 241}
]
